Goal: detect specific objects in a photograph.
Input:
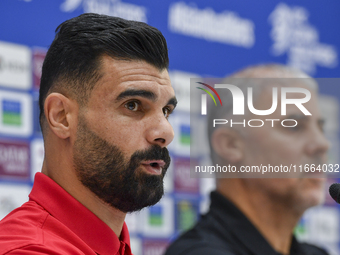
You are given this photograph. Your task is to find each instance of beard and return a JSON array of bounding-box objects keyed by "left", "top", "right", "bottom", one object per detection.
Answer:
[{"left": 73, "top": 115, "right": 171, "bottom": 213}]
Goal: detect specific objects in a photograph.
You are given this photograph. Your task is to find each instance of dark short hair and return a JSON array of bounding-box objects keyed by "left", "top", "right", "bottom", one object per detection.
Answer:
[{"left": 39, "top": 13, "right": 169, "bottom": 131}]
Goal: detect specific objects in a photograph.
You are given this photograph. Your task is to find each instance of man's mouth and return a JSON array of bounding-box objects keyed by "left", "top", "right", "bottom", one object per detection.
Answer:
[{"left": 141, "top": 160, "right": 166, "bottom": 175}]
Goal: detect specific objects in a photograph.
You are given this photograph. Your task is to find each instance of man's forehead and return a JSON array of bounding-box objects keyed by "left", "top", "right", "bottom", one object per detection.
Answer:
[
  {"left": 93, "top": 56, "right": 173, "bottom": 97},
  {"left": 113, "top": 70, "right": 174, "bottom": 98},
  {"left": 99, "top": 56, "right": 170, "bottom": 81}
]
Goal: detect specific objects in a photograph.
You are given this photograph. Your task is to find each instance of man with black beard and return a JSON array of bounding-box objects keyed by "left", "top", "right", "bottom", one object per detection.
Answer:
[
  {"left": 74, "top": 114, "right": 171, "bottom": 212},
  {"left": 0, "top": 13, "right": 176, "bottom": 255}
]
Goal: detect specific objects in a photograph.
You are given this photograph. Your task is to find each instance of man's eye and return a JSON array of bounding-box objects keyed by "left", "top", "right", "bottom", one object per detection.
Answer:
[
  {"left": 318, "top": 123, "right": 325, "bottom": 134},
  {"left": 125, "top": 101, "right": 140, "bottom": 111},
  {"left": 163, "top": 107, "right": 172, "bottom": 118}
]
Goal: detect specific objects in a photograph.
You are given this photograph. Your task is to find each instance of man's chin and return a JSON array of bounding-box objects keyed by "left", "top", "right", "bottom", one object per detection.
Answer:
[
  {"left": 308, "top": 190, "right": 325, "bottom": 207},
  {"left": 112, "top": 179, "right": 165, "bottom": 213},
  {"left": 119, "top": 192, "right": 164, "bottom": 213},
  {"left": 299, "top": 179, "right": 326, "bottom": 208}
]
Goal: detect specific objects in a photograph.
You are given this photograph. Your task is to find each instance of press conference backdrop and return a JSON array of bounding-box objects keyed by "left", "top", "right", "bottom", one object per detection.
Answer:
[{"left": 0, "top": 1, "right": 339, "bottom": 254}]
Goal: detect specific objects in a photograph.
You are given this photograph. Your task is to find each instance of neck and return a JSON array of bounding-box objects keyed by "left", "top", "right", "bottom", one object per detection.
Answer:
[
  {"left": 66, "top": 178, "right": 127, "bottom": 238},
  {"left": 217, "top": 181, "right": 303, "bottom": 254},
  {"left": 41, "top": 159, "right": 126, "bottom": 238}
]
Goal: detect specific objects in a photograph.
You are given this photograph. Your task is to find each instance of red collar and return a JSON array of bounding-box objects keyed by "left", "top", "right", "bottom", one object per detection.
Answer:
[{"left": 29, "top": 173, "right": 131, "bottom": 255}]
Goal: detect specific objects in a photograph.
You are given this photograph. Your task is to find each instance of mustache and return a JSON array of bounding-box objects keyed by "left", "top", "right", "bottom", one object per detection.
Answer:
[{"left": 130, "top": 145, "right": 171, "bottom": 169}]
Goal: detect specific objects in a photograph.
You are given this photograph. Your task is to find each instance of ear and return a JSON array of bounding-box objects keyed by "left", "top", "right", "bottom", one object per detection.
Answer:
[
  {"left": 44, "top": 93, "right": 77, "bottom": 139},
  {"left": 211, "top": 128, "right": 244, "bottom": 164}
]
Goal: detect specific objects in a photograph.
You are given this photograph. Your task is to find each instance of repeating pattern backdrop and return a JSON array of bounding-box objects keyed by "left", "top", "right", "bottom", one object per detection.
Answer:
[{"left": 0, "top": 1, "right": 339, "bottom": 255}]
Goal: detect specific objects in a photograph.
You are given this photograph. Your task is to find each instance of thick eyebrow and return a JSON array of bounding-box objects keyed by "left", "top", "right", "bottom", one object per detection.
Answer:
[
  {"left": 167, "top": 97, "right": 178, "bottom": 109},
  {"left": 116, "top": 89, "right": 157, "bottom": 102},
  {"left": 115, "top": 89, "right": 178, "bottom": 108}
]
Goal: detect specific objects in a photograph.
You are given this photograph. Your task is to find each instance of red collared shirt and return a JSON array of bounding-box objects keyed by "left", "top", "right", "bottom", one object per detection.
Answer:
[{"left": 0, "top": 173, "right": 132, "bottom": 255}]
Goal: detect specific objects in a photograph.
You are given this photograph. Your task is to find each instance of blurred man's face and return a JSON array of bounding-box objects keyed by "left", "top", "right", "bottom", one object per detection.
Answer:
[
  {"left": 72, "top": 57, "right": 176, "bottom": 212},
  {"left": 242, "top": 82, "right": 329, "bottom": 212}
]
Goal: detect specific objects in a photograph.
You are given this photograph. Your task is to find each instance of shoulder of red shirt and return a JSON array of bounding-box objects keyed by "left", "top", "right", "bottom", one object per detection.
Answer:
[{"left": 0, "top": 173, "right": 132, "bottom": 255}]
